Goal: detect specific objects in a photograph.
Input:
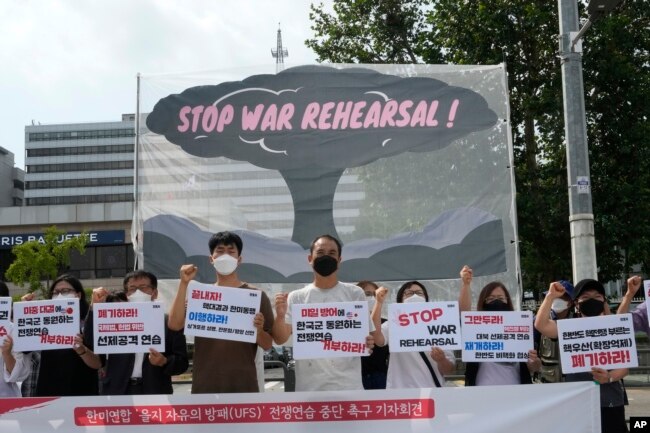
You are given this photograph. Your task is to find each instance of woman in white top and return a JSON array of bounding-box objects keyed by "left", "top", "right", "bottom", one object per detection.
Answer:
[
  {"left": 1, "top": 335, "right": 30, "bottom": 397},
  {"left": 372, "top": 281, "right": 455, "bottom": 389}
]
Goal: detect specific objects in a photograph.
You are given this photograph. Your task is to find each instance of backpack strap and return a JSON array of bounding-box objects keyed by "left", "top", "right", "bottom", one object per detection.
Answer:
[{"left": 418, "top": 352, "right": 442, "bottom": 387}]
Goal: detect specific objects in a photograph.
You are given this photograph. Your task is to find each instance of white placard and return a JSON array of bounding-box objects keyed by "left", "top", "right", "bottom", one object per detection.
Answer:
[
  {"left": 386, "top": 301, "right": 461, "bottom": 352},
  {"left": 291, "top": 301, "right": 369, "bottom": 360},
  {"left": 0, "top": 297, "right": 11, "bottom": 344},
  {"left": 12, "top": 299, "right": 80, "bottom": 351},
  {"left": 93, "top": 302, "right": 165, "bottom": 354},
  {"left": 557, "top": 313, "right": 638, "bottom": 374},
  {"left": 461, "top": 311, "right": 534, "bottom": 362},
  {"left": 184, "top": 281, "right": 261, "bottom": 343}
]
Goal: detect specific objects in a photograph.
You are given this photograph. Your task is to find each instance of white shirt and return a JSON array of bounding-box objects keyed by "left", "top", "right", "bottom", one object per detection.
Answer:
[
  {"left": 475, "top": 362, "right": 520, "bottom": 386},
  {"left": 381, "top": 321, "right": 455, "bottom": 389},
  {"left": 1, "top": 351, "right": 30, "bottom": 397},
  {"left": 286, "top": 281, "right": 372, "bottom": 392}
]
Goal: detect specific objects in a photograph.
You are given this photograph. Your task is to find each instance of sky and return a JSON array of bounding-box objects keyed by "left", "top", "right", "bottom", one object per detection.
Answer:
[{"left": 0, "top": 0, "right": 329, "bottom": 169}]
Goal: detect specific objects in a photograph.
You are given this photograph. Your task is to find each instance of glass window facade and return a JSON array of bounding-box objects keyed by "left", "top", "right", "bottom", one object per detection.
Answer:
[
  {"left": 27, "top": 143, "right": 134, "bottom": 157},
  {"left": 26, "top": 193, "right": 133, "bottom": 206},
  {"left": 28, "top": 128, "right": 134, "bottom": 142}
]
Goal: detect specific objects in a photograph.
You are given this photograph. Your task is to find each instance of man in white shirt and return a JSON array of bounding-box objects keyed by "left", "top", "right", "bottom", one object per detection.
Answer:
[{"left": 273, "top": 234, "right": 375, "bottom": 391}]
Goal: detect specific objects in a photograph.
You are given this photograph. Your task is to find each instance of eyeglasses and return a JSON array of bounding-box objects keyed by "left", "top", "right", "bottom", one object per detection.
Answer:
[
  {"left": 404, "top": 289, "right": 425, "bottom": 297},
  {"left": 486, "top": 296, "right": 508, "bottom": 303},
  {"left": 52, "top": 287, "right": 75, "bottom": 296},
  {"left": 126, "top": 285, "right": 154, "bottom": 295},
  {"left": 364, "top": 292, "right": 375, "bottom": 297}
]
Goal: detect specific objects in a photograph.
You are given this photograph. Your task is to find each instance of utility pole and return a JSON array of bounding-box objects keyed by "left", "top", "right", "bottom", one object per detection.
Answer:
[
  {"left": 557, "top": 0, "right": 622, "bottom": 283},
  {"left": 271, "top": 23, "right": 289, "bottom": 73}
]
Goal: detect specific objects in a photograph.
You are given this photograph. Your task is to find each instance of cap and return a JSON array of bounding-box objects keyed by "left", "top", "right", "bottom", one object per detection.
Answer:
[
  {"left": 543, "top": 280, "right": 575, "bottom": 299},
  {"left": 558, "top": 280, "right": 575, "bottom": 299},
  {"left": 574, "top": 279, "right": 605, "bottom": 299}
]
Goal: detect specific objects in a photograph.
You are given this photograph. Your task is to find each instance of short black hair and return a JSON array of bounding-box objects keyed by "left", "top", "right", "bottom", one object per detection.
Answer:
[
  {"left": 396, "top": 281, "right": 429, "bottom": 303},
  {"left": 0, "top": 281, "right": 9, "bottom": 297},
  {"left": 123, "top": 270, "right": 158, "bottom": 291},
  {"left": 310, "top": 234, "right": 342, "bottom": 256},
  {"left": 106, "top": 291, "right": 128, "bottom": 303},
  {"left": 49, "top": 274, "right": 89, "bottom": 320},
  {"left": 208, "top": 231, "right": 243, "bottom": 255}
]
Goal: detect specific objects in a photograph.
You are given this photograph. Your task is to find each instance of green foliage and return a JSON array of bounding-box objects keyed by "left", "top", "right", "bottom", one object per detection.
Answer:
[
  {"left": 4, "top": 226, "right": 89, "bottom": 299},
  {"left": 307, "top": 0, "right": 650, "bottom": 293}
]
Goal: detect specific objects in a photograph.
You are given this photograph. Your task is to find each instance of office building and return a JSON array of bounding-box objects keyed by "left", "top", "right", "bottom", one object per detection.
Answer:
[
  {"left": 24, "top": 114, "right": 135, "bottom": 206},
  {"left": 0, "top": 146, "right": 24, "bottom": 207}
]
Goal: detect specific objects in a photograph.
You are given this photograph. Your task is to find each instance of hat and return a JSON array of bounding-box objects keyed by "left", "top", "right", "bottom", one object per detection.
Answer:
[
  {"left": 574, "top": 279, "right": 605, "bottom": 299},
  {"left": 558, "top": 280, "right": 575, "bottom": 299},
  {"left": 543, "top": 280, "right": 575, "bottom": 299}
]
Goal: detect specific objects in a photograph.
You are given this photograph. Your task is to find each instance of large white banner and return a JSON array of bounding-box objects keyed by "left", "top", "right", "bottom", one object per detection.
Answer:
[
  {"left": 12, "top": 299, "right": 80, "bottom": 351},
  {"left": 557, "top": 313, "right": 638, "bottom": 374},
  {"left": 93, "top": 302, "right": 165, "bottom": 354},
  {"left": 386, "top": 301, "right": 461, "bottom": 352},
  {"left": 0, "top": 383, "right": 598, "bottom": 432},
  {"left": 135, "top": 63, "right": 520, "bottom": 307}
]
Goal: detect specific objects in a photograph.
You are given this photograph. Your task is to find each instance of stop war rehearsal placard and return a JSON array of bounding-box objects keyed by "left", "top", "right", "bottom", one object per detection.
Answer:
[
  {"left": 93, "top": 302, "right": 165, "bottom": 354},
  {"left": 387, "top": 302, "right": 461, "bottom": 352},
  {"left": 461, "top": 311, "right": 534, "bottom": 362},
  {"left": 557, "top": 313, "right": 638, "bottom": 374},
  {"left": 185, "top": 280, "right": 261, "bottom": 343},
  {"left": 12, "top": 299, "right": 80, "bottom": 351}
]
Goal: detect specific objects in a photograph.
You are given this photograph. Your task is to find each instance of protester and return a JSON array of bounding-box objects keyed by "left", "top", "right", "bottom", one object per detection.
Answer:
[
  {"left": 273, "top": 234, "right": 375, "bottom": 391},
  {"left": 458, "top": 265, "right": 541, "bottom": 385},
  {"left": 371, "top": 281, "right": 455, "bottom": 389},
  {"left": 78, "top": 270, "right": 189, "bottom": 395},
  {"left": 168, "top": 231, "right": 274, "bottom": 393},
  {"left": 617, "top": 275, "right": 649, "bottom": 336},
  {"left": 537, "top": 280, "right": 575, "bottom": 383},
  {"left": 33, "top": 274, "right": 98, "bottom": 396},
  {"left": 357, "top": 280, "right": 389, "bottom": 389},
  {"left": 535, "top": 279, "right": 629, "bottom": 433}
]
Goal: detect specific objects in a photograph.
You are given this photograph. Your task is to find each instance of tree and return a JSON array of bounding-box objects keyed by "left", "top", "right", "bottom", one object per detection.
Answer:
[
  {"left": 306, "top": 0, "right": 650, "bottom": 292},
  {"left": 5, "top": 226, "right": 89, "bottom": 298}
]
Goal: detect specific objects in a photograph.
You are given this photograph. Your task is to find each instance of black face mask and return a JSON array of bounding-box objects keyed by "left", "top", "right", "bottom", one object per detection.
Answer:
[
  {"left": 578, "top": 298, "right": 605, "bottom": 317},
  {"left": 483, "top": 299, "right": 509, "bottom": 311},
  {"left": 313, "top": 255, "right": 338, "bottom": 277}
]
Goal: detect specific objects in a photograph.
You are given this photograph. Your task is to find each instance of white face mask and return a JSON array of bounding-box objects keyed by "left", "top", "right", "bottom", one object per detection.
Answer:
[
  {"left": 53, "top": 293, "right": 77, "bottom": 300},
  {"left": 551, "top": 298, "right": 569, "bottom": 313},
  {"left": 366, "top": 296, "right": 376, "bottom": 310},
  {"left": 213, "top": 254, "right": 238, "bottom": 276},
  {"left": 128, "top": 289, "right": 152, "bottom": 303},
  {"left": 404, "top": 294, "right": 426, "bottom": 304}
]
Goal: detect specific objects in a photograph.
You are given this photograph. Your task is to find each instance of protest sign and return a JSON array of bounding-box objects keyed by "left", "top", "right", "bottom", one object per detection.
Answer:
[
  {"left": 184, "top": 281, "right": 261, "bottom": 343},
  {"left": 93, "top": 302, "right": 165, "bottom": 354},
  {"left": 0, "top": 297, "right": 11, "bottom": 344},
  {"left": 12, "top": 299, "right": 79, "bottom": 351},
  {"left": 557, "top": 313, "right": 638, "bottom": 374},
  {"left": 292, "top": 301, "right": 369, "bottom": 360},
  {"left": 644, "top": 280, "right": 650, "bottom": 326},
  {"left": 386, "top": 302, "right": 461, "bottom": 352},
  {"left": 461, "top": 311, "right": 533, "bottom": 362}
]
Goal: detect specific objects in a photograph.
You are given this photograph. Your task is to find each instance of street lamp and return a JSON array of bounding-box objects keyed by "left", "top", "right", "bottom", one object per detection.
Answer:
[{"left": 557, "top": 0, "right": 623, "bottom": 283}]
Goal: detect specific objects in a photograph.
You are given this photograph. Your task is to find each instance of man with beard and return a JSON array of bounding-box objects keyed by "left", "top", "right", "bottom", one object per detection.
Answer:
[{"left": 272, "top": 234, "right": 375, "bottom": 391}]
